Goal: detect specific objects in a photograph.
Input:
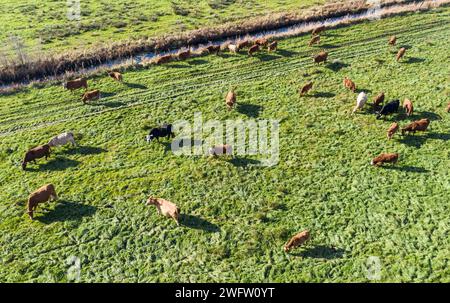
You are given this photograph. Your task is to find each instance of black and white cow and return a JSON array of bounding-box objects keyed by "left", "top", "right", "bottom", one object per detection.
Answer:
[{"left": 376, "top": 100, "right": 400, "bottom": 119}]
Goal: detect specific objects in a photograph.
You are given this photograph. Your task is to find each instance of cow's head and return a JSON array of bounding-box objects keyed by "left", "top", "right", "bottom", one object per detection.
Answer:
[
  {"left": 146, "top": 197, "right": 157, "bottom": 206},
  {"left": 21, "top": 161, "right": 27, "bottom": 170},
  {"left": 146, "top": 134, "right": 153, "bottom": 143}
]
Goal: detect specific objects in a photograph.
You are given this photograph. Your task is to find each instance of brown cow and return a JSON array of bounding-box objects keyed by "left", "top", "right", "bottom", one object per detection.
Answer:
[
  {"left": 313, "top": 51, "right": 328, "bottom": 64},
  {"left": 237, "top": 40, "right": 251, "bottom": 50},
  {"left": 254, "top": 38, "right": 268, "bottom": 46},
  {"left": 403, "top": 99, "right": 414, "bottom": 116},
  {"left": 248, "top": 45, "right": 260, "bottom": 56},
  {"left": 82, "top": 90, "right": 100, "bottom": 103},
  {"left": 206, "top": 45, "right": 220, "bottom": 55},
  {"left": 155, "top": 54, "right": 173, "bottom": 64},
  {"left": 268, "top": 41, "right": 278, "bottom": 52},
  {"left": 371, "top": 153, "right": 399, "bottom": 166},
  {"left": 284, "top": 230, "right": 310, "bottom": 252},
  {"left": 226, "top": 89, "right": 236, "bottom": 110},
  {"left": 387, "top": 122, "right": 399, "bottom": 140},
  {"left": 27, "top": 184, "right": 58, "bottom": 220},
  {"left": 299, "top": 82, "right": 313, "bottom": 96},
  {"left": 312, "top": 25, "right": 325, "bottom": 36},
  {"left": 177, "top": 49, "right": 191, "bottom": 60},
  {"left": 396, "top": 47, "right": 406, "bottom": 61},
  {"left": 373, "top": 92, "right": 385, "bottom": 108},
  {"left": 388, "top": 35, "right": 397, "bottom": 46},
  {"left": 108, "top": 71, "right": 123, "bottom": 82},
  {"left": 401, "top": 118, "right": 430, "bottom": 135},
  {"left": 343, "top": 77, "right": 356, "bottom": 92},
  {"left": 22, "top": 144, "right": 51, "bottom": 170},
  {"left": 64, "top": 78, "right": 88, "bottom": 91},
  {"left": 308, "top": 35, "right": 321, "bottom": 46},
  {"left": 146, "top": 197, "right": 180, "bottom": 225}
]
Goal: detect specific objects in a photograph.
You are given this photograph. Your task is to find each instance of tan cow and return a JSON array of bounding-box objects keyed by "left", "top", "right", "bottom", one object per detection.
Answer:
[
  {"left": 343, "top": 77, "right": 356, "bottom": 92},
  {"left": 403, "top": 99, "right": 414, "bottom": 116},
  {"left": 146, "top": 197, "right": 180, "bottom": 225},
  {"left": 82, "top": 90, "right": 100, "bottom": 103},
  {"left": 64, "top": 78, "right": 88, "bottom": 91},
  {"left": 284, "top": 230, "right": 310, "bottom": 252},
  {"left": 225, "top": 89, "right": 236, "bottom": 110},
  {"left": 388, "top": 35, "right": 397, "bottom": 46},
  {"left": 254, "top": 38, "right": 268, "bottom": 46},
  {"left": 396, "top": 47, "right": 406, "bottom": 61},
  {"left": 27, "top": 184, "right": 58, "bottom": 220},
  {"left": 308, "top": 35, "right": 321, "bottom": 47},
  {"left": 312, "top": 25, "right": 325, "bottom": 36},
  {"left": 387, "top": 122, "right": 399, "bottom": 140}
]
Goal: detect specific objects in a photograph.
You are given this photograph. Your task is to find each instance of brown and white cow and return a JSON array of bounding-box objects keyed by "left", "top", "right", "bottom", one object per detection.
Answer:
[{"left": 268, "top": 41, "right": 278, "bottom": 52}]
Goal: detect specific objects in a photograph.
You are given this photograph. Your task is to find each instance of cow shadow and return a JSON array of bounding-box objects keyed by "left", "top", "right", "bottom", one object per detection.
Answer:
[
  {"left": 228, "top": 157, "right": 261, "bottom": 167},
  {"left": 100, "top": 101, "right": 126, "bottom": 108},
  {"left": 290, "top": 245, "right": 345, "bottom": 259},
  {"left": 26, "top": 157, "right": 80, "bottom": 172},
  {"left": 326, "top": 61, "right": 350, "bottom": 72},
  {"left": 310, "top": 91, "right": 336, "bottom": 98},
  {"left": 179, "top": 214, "right": 220, "bottom": 233},
  {"left": 321, "top": 44, "right": 339, "bottom": 49},
  {"left": 101, "top": 92, "right": 117, "bottom": 98},
  {"left": 256, "top": 53, "right": 280, "bottom": 62},
  {"left": 397, "top": 135, "right": 428, "bottom": 148},
  {"left": 356, "top": 88, "right": 372, "bottom": 94},
  {"left": 426, "top": 132, "right": 450, "bottom": 141},
  {"left": 382, "top": 165, "right": 429, "bottom": 173},
  {"left": 237, "top": 103, "right": 263, "bottom": 118},
  {"left": 168, "top": 64, "right": 190, "bottom": 69},
  {"left": 277, "top": 49, "right": 299, "bottom": 57},
  {"left": 412, "top": 111, "right": 442, "bottom": 121},
  {"left": 403, "top": 57, "right": 425, "bottom": 64},
  {"left": 36, "top": 200, "right": 97, "bottom": 224},
  {"left": 124, "top": 82, "right": 147, "bottom": 90},
  {"left": 189, "top": 59, "right": 208, "bottom": 65},
  {"left": 65, "top": 146, "right": 107, "bottom": 156},
  {"left": 217, "top": 53, "right": 232, "bottom": 59}
]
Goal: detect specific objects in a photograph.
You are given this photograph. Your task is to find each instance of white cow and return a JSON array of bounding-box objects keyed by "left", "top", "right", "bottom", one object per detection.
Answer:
[
  {"left": 352, "top": 92, "right": 368, "bottom": 114},
  {"left": 48, "top": 132, "right": 77, "bottom": 148}
]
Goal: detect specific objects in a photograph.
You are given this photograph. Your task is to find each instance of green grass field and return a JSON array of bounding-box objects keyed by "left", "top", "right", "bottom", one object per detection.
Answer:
[
  {"left": 0, "top": 7, "right": 449, "bottom": 282},
  {"left": 0, "top": 0, "right": 326, "bottom": 57}
]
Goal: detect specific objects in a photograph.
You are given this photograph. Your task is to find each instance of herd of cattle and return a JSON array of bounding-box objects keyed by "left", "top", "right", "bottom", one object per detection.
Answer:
[{"left": 21, "top": 27, "right": 449, "bottom": 253}]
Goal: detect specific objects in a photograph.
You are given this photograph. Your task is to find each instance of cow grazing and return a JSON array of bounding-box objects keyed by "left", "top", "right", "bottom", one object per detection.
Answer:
[
  {"left": 388, "top": 35, "right": 397, "bottom": 46},
  {"left": 376, "top": 99, "right": 400, "bottom": 119},
  {"left": 254, "top": 38, "right": 268, "bottom": 46},
  {"left": 206, "top": 45, "right": 220, "bottom": 55},
  {"left": 108, "top": 71, "right": 123, "bottom": 82},
  {"left": 387, "top": 122, "right": 399, "bottom": 140},
  {"left": 64, "top": 78, "right": 87, "bottom": 91},
  {"left": 313, "top": 51, "right": 328, "bottom": 64},
  {"left": 146, "top": 197, "right": 180, "bottom": 225},
  {"left": 177, "top": 49, "right": 191, "bottom": 60},
  {"left": 81, "top": 90, "right": 100, "bottom": 103},
  {"left": 352, "top": 92, "right": 368, "bottom": 114},
  {"left": 27, "top": 184, "right": 58, "bottom": 220},
  {"left": 371, "top": 153, "right": 399, "bottom": 166},
  {"left": 146, "top": 124, "right": 175, "bottom": 142},
  {"left": 403, "top": 99, "right": 414, "bottom": 116},
  {"left": 284, "top": 230, "right": 310, "bottom": 252},
  {"left": 226, "top": 89, "right": 236, "bottom": 110},
  {"left": 312, "top": 25, "right": 325, "bottom": 36},
  {"left": 343, "top": 77, "right": 356, "bottom": 92},
  {"left": 208, "top": 144, "right": 233, "bottom": 157},
  {"left": 396, "top": 47, "right": 406, "bottom": 61},
  {"left": 22, "top": 144, "right": 51, "bottom": 170},
  {"left": 401, "top": 118, "right": 430, "bottom": 135},
  {"left": 155, "top": 54, "right": 173, "bottom": 64},
  {"left": 268, "top": 41, "right": 278, "bottom": 52},
  {"left": 228, "top": 44, "right": 238, "bottom": 54},
  {"left": 248, "top": 45, "right": 260, "bottom": 56},
  {"left": 373, "top": 92, "right": 385, "bottom": 108},
  {"left": 299, "top": 82, "right": 313, "bottom": 96},
  {"left": 237, "top": 40, "right": 251, "bottom": 50},
  {"left": 48, "top": 132, "right": 77, "bottom": 148},
  {"left": 308, "top": 35, "right": 321, "bottom": 46}
]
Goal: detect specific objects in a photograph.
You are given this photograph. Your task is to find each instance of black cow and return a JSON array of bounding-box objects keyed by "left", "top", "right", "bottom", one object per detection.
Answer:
[
  {"left": 376, "top": 100, "right": 400, "bottom": 119},
  {"left": 146, "top": 124, "right": 175, "bottom": 142}
]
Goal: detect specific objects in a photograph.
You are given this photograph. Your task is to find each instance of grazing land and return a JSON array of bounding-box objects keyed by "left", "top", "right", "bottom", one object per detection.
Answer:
[
  {"left": 0, "top": 0, "right": 327, "bottom": 57},
  {"left": 0, "top": 7, "right": 449, "bottom": 282}
]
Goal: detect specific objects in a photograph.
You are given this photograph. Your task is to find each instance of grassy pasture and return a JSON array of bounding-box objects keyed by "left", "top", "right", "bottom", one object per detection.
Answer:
[
  {"left": 0, "top": 8, "right": 449, "bottom": 282},
  {"left": 0, "top": 0, "right": 326, "bottom": 57}
]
